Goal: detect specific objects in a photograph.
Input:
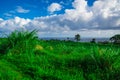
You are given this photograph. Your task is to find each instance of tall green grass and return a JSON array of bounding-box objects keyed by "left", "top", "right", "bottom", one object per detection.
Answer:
[
  {"left": 0, "top": 30, "right": 120, "bottom": 80},
  {"left": 0, "top": 30, "right": 38, "bottom": 54}
]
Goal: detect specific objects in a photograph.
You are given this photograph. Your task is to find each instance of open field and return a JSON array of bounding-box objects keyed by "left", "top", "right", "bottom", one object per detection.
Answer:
[{"left": 0, "top": 31, "right": 120, "bottom": 80}]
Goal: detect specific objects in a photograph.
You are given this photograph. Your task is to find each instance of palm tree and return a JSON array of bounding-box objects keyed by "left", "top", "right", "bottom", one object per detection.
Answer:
[
  {"left": 110, "top": 34, "right": 120, "bottom": 43},
  {"left": 75, "top": 34, "right": 80, "bottom": 42}
]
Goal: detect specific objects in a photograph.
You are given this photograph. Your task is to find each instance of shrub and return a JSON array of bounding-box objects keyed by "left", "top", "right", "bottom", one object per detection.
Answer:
[{"left": 0, "top": 30, "right": 38, "bottom": 54}]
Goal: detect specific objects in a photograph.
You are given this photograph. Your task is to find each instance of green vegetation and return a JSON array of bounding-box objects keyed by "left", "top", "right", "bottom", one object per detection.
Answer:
[
  {"left": 75, "top": 34, "right": 80, "bottom": 41},
  {"left": 110, "top": 34, "right": 120, "bottom": 44},
  {"left": 0, "top": 30, "right": 120, "bottom": 80},
  {"left": 90, "top": 38, "right": 96, "bottom": 43}
]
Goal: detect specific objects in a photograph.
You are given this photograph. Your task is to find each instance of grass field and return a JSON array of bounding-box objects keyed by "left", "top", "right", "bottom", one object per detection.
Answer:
[{"left": 0, "top": 30, "right": 120, "bottom": 80}]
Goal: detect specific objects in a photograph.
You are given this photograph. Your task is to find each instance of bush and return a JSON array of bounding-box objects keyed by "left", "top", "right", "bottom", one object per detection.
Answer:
[{"left": 0, "top": 30, "right": 38, "bottom": 54}]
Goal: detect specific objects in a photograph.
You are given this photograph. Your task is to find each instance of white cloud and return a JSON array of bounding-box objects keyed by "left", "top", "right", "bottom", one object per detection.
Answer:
[
  {"left": 4, "top": 13, "right": 12, "bottom": 17},
  {"left": 0, "top": 18, "right": 3, "bottom": 21},
  {"left": 0, "top": 17, "right": 31, "bottom": 34},
  {"left": 64, "top": 0, "right": 93, "bottom": 22},
  {"left": 16, "top": 6, "right": 30, "bottom": 13},
  {"left": 48, "top": 3, "right": 62, "bottom": 13},
  {"left": 90, "top": 0, "right": 120, "bottom": 29},
  {"left": 0, "top": 0, "right": 120, "bottom": 37},
  {"left": 3, "top": 6, "right": 30, "bottom": 18},
  {"left": 63, "top": 0, "right": 120, "bottom": 30}
]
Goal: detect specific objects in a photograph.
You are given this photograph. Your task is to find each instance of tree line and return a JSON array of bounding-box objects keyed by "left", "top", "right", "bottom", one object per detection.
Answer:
[{"left": 74, "top": 34, "right": 120, "bottom": 44}]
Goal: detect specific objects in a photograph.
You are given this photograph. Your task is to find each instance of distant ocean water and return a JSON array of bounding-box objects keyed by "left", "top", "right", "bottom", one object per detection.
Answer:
[{"left": 40, "top": 37, "right": 109, "bottom": 42}]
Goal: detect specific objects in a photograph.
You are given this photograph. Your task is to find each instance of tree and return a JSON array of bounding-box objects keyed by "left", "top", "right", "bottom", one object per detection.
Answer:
[
  {"left": 75, "top": 34, "right": 80, "bottom": 42},
  {"left": 110, "top": 34, "right": 120, "bottom": 44},
  {"left": 67, "top": 37, "right": 69, "bottom": 41},
  {"left": 91, "top": 38, "right": 96, "bottom": 43}
]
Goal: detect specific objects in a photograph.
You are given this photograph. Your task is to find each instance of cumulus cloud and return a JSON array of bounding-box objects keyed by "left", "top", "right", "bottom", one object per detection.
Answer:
[
  {"left": 0, "top": 17, "right": 30, "bottom": 34},
  {"left": 48, "top": 3, "right": 62, "bottom": 13},
  {"left": 16, "top": 6, "right": 30, "bottom": 13},
  {"left": 0, "top": 0, "right": 120, "bottom": 37},
  {"left": 64, "top": 0, "right": 93, "bottom": 22},
  {"left": 91, "top": 0, "right": 120, "bottom": 29}
]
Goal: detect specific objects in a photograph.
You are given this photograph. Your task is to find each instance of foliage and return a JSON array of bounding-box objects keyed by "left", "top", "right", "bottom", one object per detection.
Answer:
[
  {"left": 75, "top": 34, "right": 80, "bottom": 41},
  {"left": 110, "top": 34, "right": 120, "bottom": 44},
  {"left": 90, "top": 38, "right": 96, "bottom": 43},
  {"left": 0, "top": 30, "right": 38, "bottom": 54}
]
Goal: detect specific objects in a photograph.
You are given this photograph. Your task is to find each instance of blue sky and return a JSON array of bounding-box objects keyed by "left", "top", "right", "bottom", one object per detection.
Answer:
[
  {"left": 0, "top": 0, "right": 96, "bottom": 19},
  {"left": 0, "top": 0, "right": 120, "bottom": 38}
]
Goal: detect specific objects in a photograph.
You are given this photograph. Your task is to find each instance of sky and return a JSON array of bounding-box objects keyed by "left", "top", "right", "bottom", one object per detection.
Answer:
[{"left": 0, "top": 0, "right": 120, "bottom": 38}]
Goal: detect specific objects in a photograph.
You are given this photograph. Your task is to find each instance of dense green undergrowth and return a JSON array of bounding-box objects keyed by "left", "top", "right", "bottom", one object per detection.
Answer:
[{"left": 0, "top": 30, "right": 120, "bottom": 80}]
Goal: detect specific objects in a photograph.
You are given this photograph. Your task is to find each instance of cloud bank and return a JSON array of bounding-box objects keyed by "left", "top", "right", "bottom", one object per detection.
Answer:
[{"left": 0, "top": 0, "right": 120, "bottom": 37}]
